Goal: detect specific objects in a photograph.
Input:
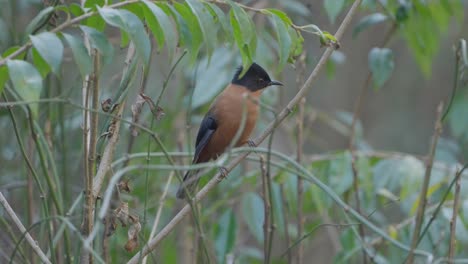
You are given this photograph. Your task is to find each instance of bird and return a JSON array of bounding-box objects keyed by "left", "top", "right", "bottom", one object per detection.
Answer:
[{"left": 176, "top": 62, "right": 283, "bottom": 199}]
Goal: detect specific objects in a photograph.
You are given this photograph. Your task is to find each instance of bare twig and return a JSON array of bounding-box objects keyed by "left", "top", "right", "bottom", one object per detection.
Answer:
[
  {"left": 259, "top": 156, "right": 272, "bottom": 263},
  {"left": 127, "top": 1, "right": 362, "bottom": 262},
  {"left": 279, "top": 184, "right": 292, "bottom": 263},
  {"left": 0, "top": 192, "right": 52, "bottom": 264},
  {"left": 407, "top": 103, "right": 443, "bottom": 263},
  {"left": 448, "top": 170, "right": 462, "bottom": 261}
]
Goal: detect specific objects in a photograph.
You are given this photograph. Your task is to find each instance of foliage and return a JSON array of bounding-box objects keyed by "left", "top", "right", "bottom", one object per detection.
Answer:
[{"left": 0, "top": 0, "right": 467, "bottom": 264}]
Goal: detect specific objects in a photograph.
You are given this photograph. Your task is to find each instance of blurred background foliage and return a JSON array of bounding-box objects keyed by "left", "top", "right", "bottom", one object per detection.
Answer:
[{"left": 0, "top": 0, "right": 467, "bottom": 263}]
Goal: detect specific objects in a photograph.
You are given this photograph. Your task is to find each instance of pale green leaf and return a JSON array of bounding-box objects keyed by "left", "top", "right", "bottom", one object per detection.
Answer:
[
  {"left": 80, "top": 25, "right": 114, "bottom": 65},
  {"left": 25, "top": 6, "right": 54, "bottom": 35},
  {"left": 215, "top": 209, "right": 237, "bottom": 264},
  {"left": 353, "top": 13, "right": 388, "bottom": 37},
  {"left": 30, "top": 32, "right": 64, "bottom": 75},
  {"left": 6, "top": 60, "right": 43, "bottom": 116},
  {"left": 142, "top": 0, "right": 176, "bottom": 58},
  {"left": 270, "top": 13, "right": 292, "bottom": 70},
  {"left": 324, "top": 0, "right": 345, "bottom": 23},
  {"left": 62, "top": 33, "right": 92, "bottom": 77},
  {"left": 241, "top": 192, "right": 264, "bottom": 243},
  {"left": 97, "top": 7, "right": 150, "bottom": 65},
  {"left": 186, "top": 0, "right": 217, "bottom": 58},
  {"left": 369, "top": 47, "right": 394, "bottom": 89},
  {"left": 262, "top": 8, "right": 292, "bottom": 25},
  {"left": 174, "top": 2, "right": 203, "bottom": 63}
]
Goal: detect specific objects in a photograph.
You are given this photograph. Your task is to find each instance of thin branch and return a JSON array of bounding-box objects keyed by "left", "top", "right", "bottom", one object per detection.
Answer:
[
  {"left": 407, "top": 103, "right": 444, "bottom": 263},
  {"left": 259, "top": 156, "right": 272, "bottom": 263},
  {"left": 126, "top": 1, "right": 362, "bottom": 262},
  {"left": 448, "top": 169, "right": 462, "bottom": 261},
  {"left": 0, "top": 192, "right": 52, "bottom": 264}
]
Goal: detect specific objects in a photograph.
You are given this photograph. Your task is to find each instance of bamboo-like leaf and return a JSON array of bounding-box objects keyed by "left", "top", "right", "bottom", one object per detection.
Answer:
[
  {"left": 80, "top": 25, "right": 114, "bottom": 65},
  {"left": 269, "top": 13, "right": 292, "bottom": 70},
  {"left": 353, "top": 13, "right": 388, "bottom": 37},
  {"left": 142, "top": 0, "right": 176, "bottom": 58},
  {"left": 174, "top": 2, "right": 202, "bottom": 63},
  {"left": 30, "top": 32, "right": 64, "bottom": 75},
  {"left": 204, "top": 3, "right": 231, "bottom": 41},
  {"left": 6, "top": 60, "right": 43, "bottom": 116},
  {"left": 186, "top": 0, "right": 216, "bottom": 59},
  {"left": 262, "top": 8, "right": 293, "bottom": 26},
  {"left": 241, "top": 192, "right": 264, "bottom": 243},
  {"left": 97, "top": 7, "right": 151, "bottom": 65},
  {"left": 324, "top": 0, "right": 345, "bottom": 23},
  {"left": 62, "top": 33, "right": 92, "bottom": 77}
]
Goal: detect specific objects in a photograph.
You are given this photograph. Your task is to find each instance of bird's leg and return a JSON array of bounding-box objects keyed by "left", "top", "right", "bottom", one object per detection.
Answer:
[
  {"left": 247, "top": 139, "right": 257, "bottom": 148},
  {"left": 219, "top": 167, "right": 229, "bottom": 179}
]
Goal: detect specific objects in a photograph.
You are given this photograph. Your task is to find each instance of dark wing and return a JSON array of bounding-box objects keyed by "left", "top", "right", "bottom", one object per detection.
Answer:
[{"left": 193, "top": 113, "right": 218, "bottom": 163}]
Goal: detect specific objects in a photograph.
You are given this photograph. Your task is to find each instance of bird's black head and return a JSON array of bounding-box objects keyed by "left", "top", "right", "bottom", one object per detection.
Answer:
[{"left": 232, "top": 63, "right": 283, "bottom": 92}]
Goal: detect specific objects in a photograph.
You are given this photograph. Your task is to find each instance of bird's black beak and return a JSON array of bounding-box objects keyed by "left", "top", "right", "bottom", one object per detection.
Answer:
[{"left": 269, "top": 80, "right": 283, "bottom": 86}]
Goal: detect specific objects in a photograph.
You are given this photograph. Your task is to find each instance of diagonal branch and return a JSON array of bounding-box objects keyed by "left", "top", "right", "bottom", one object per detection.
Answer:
[{"left": 126, "top": 1, "right": 363, "bottom": 263}]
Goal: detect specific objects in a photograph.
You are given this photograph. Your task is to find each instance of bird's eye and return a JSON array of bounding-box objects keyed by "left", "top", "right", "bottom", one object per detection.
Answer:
[{"left": 257, "top": 78, "right": 264, "bottom": 84}]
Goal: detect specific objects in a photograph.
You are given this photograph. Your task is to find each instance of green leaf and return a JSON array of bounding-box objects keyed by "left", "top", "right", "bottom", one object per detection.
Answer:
[
  {"left": 368, "top": 47, "right": 394, "bottom": 89},
  {"left": 84, "top": 0, "right": 104, "bottom": 9},
  {"left": 80, "top": 25, "right": 114, "bottom": 65},
  {"left": 262, "top": 9, "right": 292, "bottom": 26},
  {"left": 25, "top": 6, "right": 54, "bottom": 35},
  {"left": 324, "top": 0, "right": 345, "bottom": 23},
  {"left": 30, "top": 32, "right": 63, "bottom": 75},
  {"left": 186, "top": 0, "right": 217, "bottom": 59},
  {"left": 69, "top": 3, "right": 84, "bottom": 17},
  {"left": 353, "top": 13, "right": 388, "bottom": 37},
  {"left": 204, "top": 3, "right": 231, "bottom": 41},
  {"left": 160, "top": 3, "right": 190, "bottom": 49},
  {"left": 241, "top": 192, "right": 264, "bottom": 243},
  {"left": 142, "top": 0, "right": 176, "bottom": 58},
  {"left": 174, "top": 2, "right": 203, "bottom": 63},
  {"left": 6, "top": 60, "right": 43, "bottom": 116},
  {"left": 0, "top": 18, "right": 9, "bottom": 50},
  {"left": 328, "top": 152, "right": 353, "bottom": 195},
  {"left": 32, "top": 48, "right": 51, "bottom": 77},
  {"left": 215, "top": 209, "right": 237, "bottom": 264},
  {"left": 0, "top": 66, "right": 8, "bottom": 95},
  {"left": 227, "top": 0, "right": 256, "bottom": 74},
  {"left": 270, "top": 13, "right": 292, "bottom": 70},
  {"left": 62, "top": 33, "right": 92, "bottom": 77},
  {"left": 97, "top": 7, "right": 151, "bottom": 66}
]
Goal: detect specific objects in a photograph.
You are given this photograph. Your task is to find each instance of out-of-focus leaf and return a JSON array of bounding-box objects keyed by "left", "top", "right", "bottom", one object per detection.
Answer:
[
  {"left": 269, "top": 12, "right": 292, "bottom": 70},
  {"left": 241, "top": 192, "right": 264, "bottom": 243},
  {"left": 326, "top": 50, "right": 345, "bottom": 79},
  {"left": 25, "top": 6, "right": 54, "bottom": 35},
  {"left": 80, "top": 25, "right": 114, "bottom": 65},
  {"left": 262, "top": 9, "right": 292, "bottom": 26},
  {"left": 368, "top": 47, "right": 394, "bottom": 89},
  {"left": 84, "top": 0, "right": 104, "bottom": 8},
  {"left": 442, "top": 208, "right": 468, "bottom": 243},
  {"left": 435, "top": 137, "right": 460, "bottom": 164},
  {"left": 32, "top": 48, "right": 51, "bottom": 77},
  {"left": 174, "top": 2, "right": 202, "bottom": 63},
  {"left": 227, "top": 0, "right": 256, "bottom": 75},
  {"left": 204, "top": 3, "right": 231, "bottom": 41},
  {"left": 142, "top": 0, "right": 176, "bottom": 59},
  {"left": 6, "top": 60, "right": 43, "bottom": 116},
  {"left": 190, "top": 47, "right": 234, "bottom": 108},
  {"left": 324, "top": 0, "right": 345, "bottom": 23},
  {"left": 0, "top": 18, "right": 9, "bottom": 50},
  {"left": 97, "top": 7, "right": 150, "bottom": 65},
  {"left": 160, "top": 3, "right": 190, "bottom": 50},
  {"left": 328, "top": 151, "right": 353, "bottom": 194},
  {"left": 448, "top": 97, "right": 468, "bottom": 143},
  {"left": 186, "top": 0, "right": 216, "bottom": 59},
  {"left": 30, "top": 32, "right": 64, "bottom": 75},
  {"left": 353, "top": 13, "right": 388, "bottom": 37},
  {"left": 215, "top": 209, "right": 237, "bottom": 264},
  {"left": 62, "top": 33, "right": 92, "bottom": 77},
  {"left": 0, "top": 66, "right": 8, "bottom": 95},
  {"left": 69, "top": 3, "right": 84, "bottom": 17}
]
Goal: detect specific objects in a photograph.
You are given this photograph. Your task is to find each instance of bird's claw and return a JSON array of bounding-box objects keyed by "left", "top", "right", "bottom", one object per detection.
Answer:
[
  {"left": 219, "top": 167, "right": 229, "bottom": 179},
  {"left": 247, "top": 140, "right": 257, "bottom": 148}
]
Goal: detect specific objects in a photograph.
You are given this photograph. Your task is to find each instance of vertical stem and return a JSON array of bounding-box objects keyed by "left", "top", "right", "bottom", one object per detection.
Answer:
[
  {"left": 407, "top": 103, "right": 443, "bottom": 263},
  {"left": 448, "top": 171, "right": 461, "bottom": 260},
  {"left": 279, "top": 184, "right": 292, "bottom": 264},
  {"left": 259, "top": 156, "right": 271, "bottom": 264}
]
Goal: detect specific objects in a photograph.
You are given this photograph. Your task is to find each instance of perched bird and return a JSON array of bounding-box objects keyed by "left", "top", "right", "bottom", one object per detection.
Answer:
[{"left": 176, "top": 63, "right": 282, "bottom": 199}]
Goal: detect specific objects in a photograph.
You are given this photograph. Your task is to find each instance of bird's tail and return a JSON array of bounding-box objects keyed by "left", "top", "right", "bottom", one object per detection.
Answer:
[{"left": 176, "top": 169, "right": 201, "bottom": 199}]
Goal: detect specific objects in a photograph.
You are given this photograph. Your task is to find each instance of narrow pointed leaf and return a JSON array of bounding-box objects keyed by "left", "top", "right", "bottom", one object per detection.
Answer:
[
  {"left": 30, "top": 32, "right": 64, "bottom": 75},
  {"left": 63, "top": 33, "right": 92, "bottom": 77},
  {"left": 270, "top": 13, "right": 292, "bottom": 70},
  {"left": 174, "top": 2, "right": 202, "bottom": 62},
  {"left": 369, "top": 47, "right": 394, "bottom": 89},
  {"left": 186, "top": 0, "right": 216, "bottom": 58},
  {"left": 215, "top": 209, "right": 237, "bottom": 264},
  {"left": 353, "top": 13, "right": 388, "bottom": 37},
  {"left": 80, "top": 25, "right": 114, "bottom": 65},
  {"left": 7, "top": 60, "right": 43, "bottom": 116},
  {"left": 142, "top": 0, "right": 176, "bottom": 58},
  {"left": 97, "top": 7, "right": 150, "bottom": 65}
]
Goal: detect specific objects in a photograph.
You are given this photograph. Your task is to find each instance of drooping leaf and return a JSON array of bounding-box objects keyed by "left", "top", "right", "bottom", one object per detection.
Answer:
[
  {"left": 97, "top": 7, "right": 151, "bottom": 66},
  {"left": 25, "top": 6, "right": 55, "bottom": 35},
  {"left": 80, "top": 25, "right": 114, "bottom": 65},
  {"left": 6, "top": 60, "right": 43, "bottom": 116},
  {"left": 174, "top": 2, "right": 203, "bottom": 63},
  {"left": 160, "top": 3, "right": 190, "bottom": 49},
  {"left": 368, "top": 47, "right": 394, "bottom": 89},
  {"left": 62, "top": 33, "right": 93, "bottom": 77},
  {"left": 269, "top": 12, "right": 292, "bottom": 70},
  {"left": 241, "top": 192, "right": 264, "bottom": 243},
  {"left": 186, "top": 0, "right": 217, "bottom": 59},
  {"left": 142, "top": 0, "right": 176, "bottom": 58},
  {"left": 262, "top": 9, "right": 293, "bottom": 26},
  {"left": 324, "top": 0, "right": 345, "bottom": 23},
  {"left": 215, "top": 209, "right": 237, "bottom": 264},
  {"left": 204, "top": 3, "right": 231, "bottom": 41},
  {"left": 69, "top": 3, "right": 84, "bottom": 17},
  {"left": 84, "top": 0, "right": 105, "bottom": 9},
  {"left": 227, "top": 0, "right": 256, "bottom": 75},
  {"left": 32, "top": 48, "right": 51, "bottom": 77},
  {"left": 0, "top": 66, "right": 8, "bottom": 95},
  {"left": 30, "top": 32, "right": 64, "bottom": 75},
  {"left": 353, "top": 13, "right": 388, "bottom": 37}
]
